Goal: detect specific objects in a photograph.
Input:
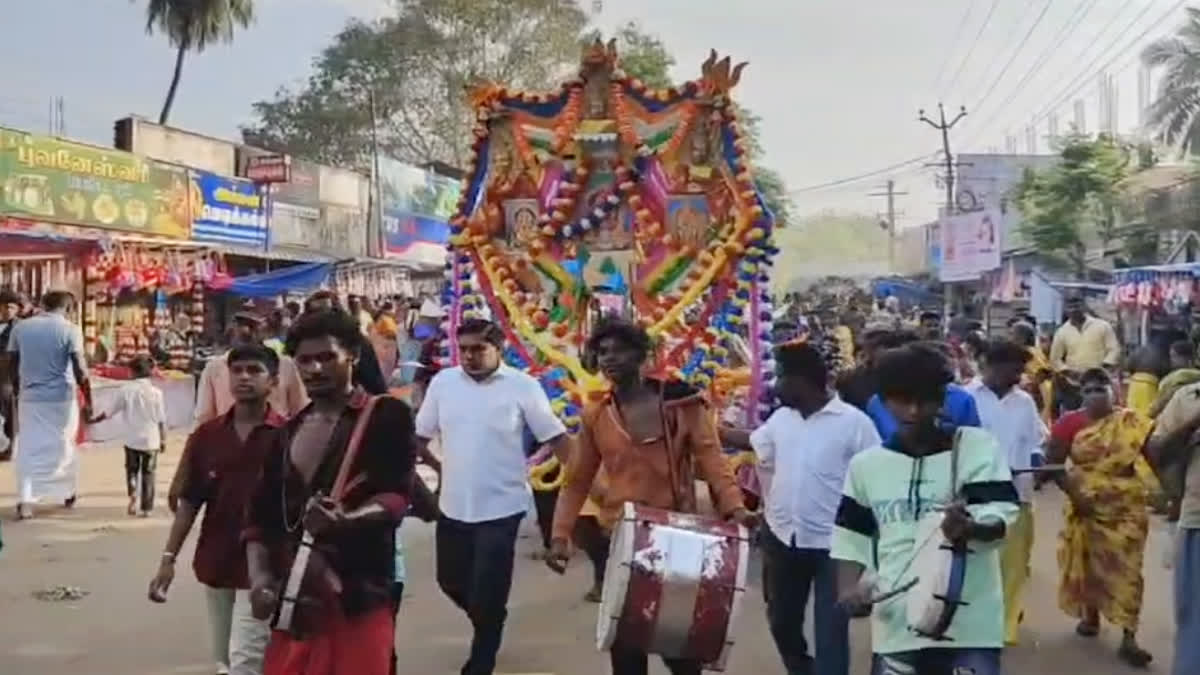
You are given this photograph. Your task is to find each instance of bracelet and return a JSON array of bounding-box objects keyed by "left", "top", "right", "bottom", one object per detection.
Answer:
[{"left": 161, "top": 551, "right": 176, "bottom": 562}]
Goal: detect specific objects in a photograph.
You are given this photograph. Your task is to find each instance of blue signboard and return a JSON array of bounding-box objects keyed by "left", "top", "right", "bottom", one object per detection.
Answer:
[
  {"left": 189, "top": 171, "right": 267, "bottom": 248},
  {"left": 379, "top": 159, "right": 456, "bottom": 256}
]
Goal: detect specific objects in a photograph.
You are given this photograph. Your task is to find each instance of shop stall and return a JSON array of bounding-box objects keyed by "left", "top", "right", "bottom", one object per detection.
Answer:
[{"left": 1110, "top": 262, "right": 1200, "bottom": 348}]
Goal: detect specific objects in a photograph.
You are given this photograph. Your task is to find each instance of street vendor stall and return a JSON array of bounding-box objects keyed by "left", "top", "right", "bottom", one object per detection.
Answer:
[{"left": 1110, "top": 263, "right": 1196, "bottom": 349}]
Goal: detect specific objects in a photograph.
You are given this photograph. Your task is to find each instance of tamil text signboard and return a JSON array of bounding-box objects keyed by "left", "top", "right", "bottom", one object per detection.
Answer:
[
  {"left": 189, "top": 170, "right": 267, "bottom": 248},
  {"left": 0, "top": 127, "right": 191, "bottom": 238}
]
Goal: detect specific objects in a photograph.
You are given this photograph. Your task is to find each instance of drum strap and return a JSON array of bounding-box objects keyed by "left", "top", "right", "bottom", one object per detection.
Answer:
[{"left": 331, "top": 395, "right": 382, "bottom": 501}]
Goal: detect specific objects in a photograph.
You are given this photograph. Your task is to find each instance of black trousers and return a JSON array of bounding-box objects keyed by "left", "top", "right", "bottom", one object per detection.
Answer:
[
  {"left": 531, "top": 487, "right": 558, "bottom": 550},
  {"left": 573, "top": 515, "right": 610, "bottom": 587},
  {"left": 436, "top": 513, "right": 522, "bottom": 675},
  {"left": 610, "top": 645, "right": 702, "bottom": 675},
  {"left": 762, "top": 528, "right": 849, "bottom": 675},
  {"left": 123, "top": 447, "right": 157, "bottom": 512}
]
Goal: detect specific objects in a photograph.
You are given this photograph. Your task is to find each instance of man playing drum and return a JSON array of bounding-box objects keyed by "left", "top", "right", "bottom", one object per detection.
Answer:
[
  {"left": 831, "top": 343, "right": 1018, "bottom": 675},
  {"left": 546, "top": 317, "right": 756, "bottom": 675}
]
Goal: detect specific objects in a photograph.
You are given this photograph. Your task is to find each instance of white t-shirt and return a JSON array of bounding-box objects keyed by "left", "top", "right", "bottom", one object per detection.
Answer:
[
  {"left": 751, "top": 397, "right": 880, "bottom": 549},
  {"left": 967, "top": 381, "right": 1047, "bottom": 502},
  {"left": 415, "top": 365, "right": 566, "bottom": 523},
  {"left": 107, "top": 378, "right": 167, "bottom": 451}
]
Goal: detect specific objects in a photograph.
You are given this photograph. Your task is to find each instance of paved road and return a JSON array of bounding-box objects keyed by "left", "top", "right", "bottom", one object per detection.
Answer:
[{"left": 0, "top": 439, "right": 1180, "bottom": 674}]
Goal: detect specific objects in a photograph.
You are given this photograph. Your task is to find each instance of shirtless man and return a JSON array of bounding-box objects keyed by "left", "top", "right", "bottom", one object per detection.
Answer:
[{"left": 244, "top": 310, "right": 417, "bottom": 675}]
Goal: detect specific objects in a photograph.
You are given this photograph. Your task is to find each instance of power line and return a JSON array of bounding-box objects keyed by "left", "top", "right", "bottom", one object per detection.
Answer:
[
  {"left": 932, "top": 0, "right": 981, "bottom": 94},
  {"left": 963, "top": 0, "right": 1056, "bottom": 118},
  {"left": 941, "top": 0, "right": 1002, "bottom": 99},
  {"left": 787, "top": 154, "right": 934, "bottom": 195},
  {"left": 960, "top": 0, "right": 1102, "bottom": 146},
  {"left": 1005, "top": 0, "right": 1186, "bottom": 145}
]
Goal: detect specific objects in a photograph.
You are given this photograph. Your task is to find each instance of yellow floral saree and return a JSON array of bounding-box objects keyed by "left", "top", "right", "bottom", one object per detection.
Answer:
[{"left": 1056, "top": 408, "right": 1151, "bottom": 631}]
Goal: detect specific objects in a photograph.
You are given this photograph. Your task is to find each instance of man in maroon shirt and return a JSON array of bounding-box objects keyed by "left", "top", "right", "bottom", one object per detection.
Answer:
[
  {"left": 148, "top": 343, "right": 283, "bottom": 675},
  {"left": 243, "top": 310, "right": 416, "bottom": 675}
]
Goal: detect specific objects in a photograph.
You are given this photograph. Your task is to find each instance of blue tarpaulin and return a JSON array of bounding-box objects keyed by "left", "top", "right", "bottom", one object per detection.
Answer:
[{"left": 227, "top": 262, "right": 331, "bottom": 298}]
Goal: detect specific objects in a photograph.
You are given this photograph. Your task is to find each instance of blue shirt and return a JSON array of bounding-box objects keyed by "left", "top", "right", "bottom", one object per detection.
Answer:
[
  {"left": 864, "top": 383, "right": 981, "bottom": 441},
  {"left": 6, "top": 313, "right": 86, "bottom": 403}
]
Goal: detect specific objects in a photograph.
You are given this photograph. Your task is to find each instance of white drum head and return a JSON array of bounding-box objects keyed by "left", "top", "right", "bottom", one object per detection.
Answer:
[{"left": 596, "top": 502, "right": 637, "bottom": 651}]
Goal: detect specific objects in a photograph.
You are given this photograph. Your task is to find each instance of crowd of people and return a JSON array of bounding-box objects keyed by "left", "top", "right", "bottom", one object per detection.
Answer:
[{"left": 3, "top": 281, "right": 1200, "bottom": 675}]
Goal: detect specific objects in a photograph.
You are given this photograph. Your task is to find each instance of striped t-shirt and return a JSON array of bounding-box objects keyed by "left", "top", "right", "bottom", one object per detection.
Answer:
[{"left": 830, "top": 427, "right": 1018, "bottom": 654}]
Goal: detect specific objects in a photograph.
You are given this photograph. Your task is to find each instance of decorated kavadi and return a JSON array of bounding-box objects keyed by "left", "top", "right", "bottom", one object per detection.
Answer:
[{"left": 437, "top": 40, "right": 779, "bottom": 488}]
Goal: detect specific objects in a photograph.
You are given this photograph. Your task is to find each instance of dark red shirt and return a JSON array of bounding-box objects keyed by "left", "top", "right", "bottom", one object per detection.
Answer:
[
  {"left": 243, "top": 390, "right": 416, "bottom": 616},
  {"left": 180, "top": 407, "right": 285, "bottom": 589}
]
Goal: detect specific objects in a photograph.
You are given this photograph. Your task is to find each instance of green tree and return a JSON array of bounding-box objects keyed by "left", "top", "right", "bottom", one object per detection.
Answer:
[
  {"left": 1142, "top": 7, "right": 1200, "bottom": 153},
  {"left": 141, "top": 0, "right": 255, "bottom": 125},
  {"left": 244, "top": 0, "right": 589, "bottom": 168},
  {"left": 1015, "top": 134, "right": 1131, "bottom": 276}
]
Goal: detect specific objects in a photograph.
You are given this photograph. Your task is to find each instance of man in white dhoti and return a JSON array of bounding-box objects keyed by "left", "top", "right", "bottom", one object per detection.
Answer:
[{"left": 6, "top": 291, "right": 93, "bottom": 520}]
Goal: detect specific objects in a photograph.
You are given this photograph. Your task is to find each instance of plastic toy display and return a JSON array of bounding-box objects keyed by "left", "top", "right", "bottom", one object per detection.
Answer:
[{"left": 436, "top": 40, "right": 779, "bottom": 484}]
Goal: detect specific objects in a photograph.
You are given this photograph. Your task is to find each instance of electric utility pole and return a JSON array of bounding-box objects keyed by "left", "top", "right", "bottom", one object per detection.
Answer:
[
  {"left": 919, "top": 103, "right": 967, "bottom": 214},
  {"left": 919, "top": 103, "right": 967, "bottom": 324},
  {"left": 869, "top": 180, "right": 907, "bottom": 274}
]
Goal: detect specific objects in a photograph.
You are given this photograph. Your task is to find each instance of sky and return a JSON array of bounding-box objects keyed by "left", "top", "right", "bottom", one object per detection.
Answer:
[{"left": 0, "top": 0, "right": 1188, "bottom": 229}]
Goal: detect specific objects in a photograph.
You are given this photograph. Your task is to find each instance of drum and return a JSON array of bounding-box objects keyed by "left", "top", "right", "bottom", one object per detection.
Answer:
[{"left": 597, "top": 503, "right": 750, "bottom": 671}]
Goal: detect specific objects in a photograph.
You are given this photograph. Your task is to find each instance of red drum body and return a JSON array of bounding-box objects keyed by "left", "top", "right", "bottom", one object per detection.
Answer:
[{"left": 597, "top": 503, "right": 750, "bottom": 671}]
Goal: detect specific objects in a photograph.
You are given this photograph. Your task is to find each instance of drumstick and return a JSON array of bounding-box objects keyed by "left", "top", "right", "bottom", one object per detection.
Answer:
[
  {"left": 869, "top": 576, "right": 919, "bottom": 604},
  {"left": 1011, "top": 464, "right": 1066, "bottom": 474}
]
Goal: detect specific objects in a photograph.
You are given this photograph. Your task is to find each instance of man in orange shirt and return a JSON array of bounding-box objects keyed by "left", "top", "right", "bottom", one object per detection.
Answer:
[{"left": 547, "top": 318, "right": 755, "bottom": 675}]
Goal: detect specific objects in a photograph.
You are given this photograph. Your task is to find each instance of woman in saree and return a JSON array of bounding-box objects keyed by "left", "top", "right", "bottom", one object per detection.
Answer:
[
  {"left": 1045, "top": 367, "right": 1154, "bottom": 667},
  {"left": 1011, "top": 321, "right": 1054, "bottom": 423}
]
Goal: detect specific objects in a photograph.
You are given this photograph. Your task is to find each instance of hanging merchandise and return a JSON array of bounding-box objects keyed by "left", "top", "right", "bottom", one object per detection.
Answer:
[{"left": 1110, "top": 265, "right": 1200, "bottom": 314}]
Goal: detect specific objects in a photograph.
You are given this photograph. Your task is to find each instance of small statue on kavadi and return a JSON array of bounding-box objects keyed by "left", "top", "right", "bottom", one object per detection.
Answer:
[{"left": 436, "top": 39, "right": 779, "bottom": 496}]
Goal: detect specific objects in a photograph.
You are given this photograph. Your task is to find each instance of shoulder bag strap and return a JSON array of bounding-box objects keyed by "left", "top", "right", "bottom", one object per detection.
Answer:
[{"left": 329, "top": 395, "right": 382, "bottom": 500}]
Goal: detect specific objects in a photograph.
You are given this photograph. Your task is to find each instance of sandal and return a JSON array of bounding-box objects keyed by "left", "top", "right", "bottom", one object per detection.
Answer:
[
  {"left": 1118, "top": 640, "right": 1153, "bottom": 668},
  {"left": 1075, "top": 620, "right": 1100, "bottom": 637}
]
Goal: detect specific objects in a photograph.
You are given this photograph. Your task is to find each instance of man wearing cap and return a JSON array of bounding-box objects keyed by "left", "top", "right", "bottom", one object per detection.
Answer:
[{"left": 167, "top": 307, "right": 307, "bottom": 512}]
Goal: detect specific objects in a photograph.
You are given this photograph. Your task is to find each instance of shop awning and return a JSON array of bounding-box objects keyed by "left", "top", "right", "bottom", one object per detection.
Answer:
[
  {"left": 1112, "top": 262, "right": 1200, "bottom": 283},
  {"left": 226, "top": 262, "right": 332, "bottom": 298}
]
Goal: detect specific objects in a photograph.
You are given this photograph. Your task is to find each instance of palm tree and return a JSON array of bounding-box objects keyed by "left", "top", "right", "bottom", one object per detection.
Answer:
[
  {"left": 141, "top": 0, "right": 255, "bottom": 125},
  {"left": 1142, "top": 7, "right": 1200, "bottom": 154}
]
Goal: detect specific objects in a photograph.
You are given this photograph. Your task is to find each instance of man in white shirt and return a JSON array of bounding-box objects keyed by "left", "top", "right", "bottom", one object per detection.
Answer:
[
  {"left": 415, "top": 318, "right": 568, "bottom": 675},
  {"left": 7, "top": 291, "right": 94, "bottom": 519},
  {"left": 751, "top": 342, "right": 880, "bottom": 675},
  {"left": 966, "top": 339, "right": 1047, "bottom": 647}
]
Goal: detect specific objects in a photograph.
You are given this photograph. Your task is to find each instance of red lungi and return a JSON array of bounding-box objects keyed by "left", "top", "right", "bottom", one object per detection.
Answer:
[{"left": 263, "top": 606, "right": 394, "bottom": 675}]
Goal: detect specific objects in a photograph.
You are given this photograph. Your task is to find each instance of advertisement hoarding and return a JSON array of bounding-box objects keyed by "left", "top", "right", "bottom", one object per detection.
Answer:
[
  {"left": 378, "top": 158, "right": 456, "bottom": 266},
  {"left": 188, "top": 170, "right": 267, "bottom": 248},
  {"left": 0, "top": 127, "right": 192, "bottom": 238},
  {"left": 939, "top": 208, "right": 1001, "bottom": 282},
  {"left": 955, "top": 153, "right": 1060, "bottom": 251}
]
